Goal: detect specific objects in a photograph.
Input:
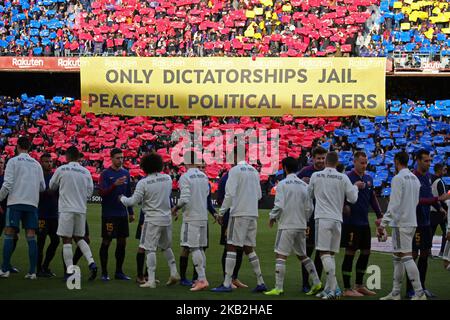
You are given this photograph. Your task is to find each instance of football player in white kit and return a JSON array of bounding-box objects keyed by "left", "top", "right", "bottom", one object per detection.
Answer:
[
  {"left": 308, "top": 151, "right": 359, "bottom": 299},
  {"left": 172, "top": 151, "right": 210, "bottom": 291},
  {"left": 49, "top": 146, "right": 97, "bottom": 280},
  {"left": 264, "top": 157, "right": 323, "bottom": 296},
  {"left": 211, "top": 155, "right": 266, "bottom": 293},
  {"left": 378, "top": 151, "right": 426, "bottom": 300},
  {"left": 120, "top": 153, "right": 179, "bottom": 288}
]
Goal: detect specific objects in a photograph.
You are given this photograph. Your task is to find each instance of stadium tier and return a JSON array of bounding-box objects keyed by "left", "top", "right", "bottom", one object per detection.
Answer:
[{"left": 0, "top": 94, "right": 448, "bottom": 195}]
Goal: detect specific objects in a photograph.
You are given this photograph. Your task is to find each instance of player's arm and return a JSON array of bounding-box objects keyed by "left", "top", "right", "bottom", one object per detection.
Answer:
[
  {"left": 126, "top": 173, "right": 135, "bottom": 220},
  {"left": 174, "top": 175, "right": 190, "bottom": 211},
  {"left": 38, "top": 166, "right": 46, "bottom": 192},
  {"left": 0, "top": 159, "right": 14, "bottom": 201},
  {"left": 220, "top": 170, "right": 237, "bottom": 215},
  {"left": 307, "top": 174, "right": 315, "bottom": 200},
  {"left": 344, "top": 175, "right": 359, "bottom": 204},
  {"left": 269, "top": 183, "right": 284, "bottom": 221},
  {"left": 49, "top": 167, "right": 61, "bottom": 191},
  {"left": 381, "top": 176, "right": 402, "bottom": 227},
  {"left": 120, "top": 180, "right": 144, "bottom": 207},
  {"left": 304, "top": 190, "right": 314, "bottom": 220},
  {"left": 437, "top": 180, "right": 448, "bottom": 211},
  {"left": 370, "top": 189, "right": 383, "bottom": 220},
  {"left": 98, "top": 171, "right": 115, "bottom": 197},
  {"left": 255, "top": 170, "right": 262, "bottom": 200},
  {"left": 86, "top": 174, "right": 94, "bottom": 198}
]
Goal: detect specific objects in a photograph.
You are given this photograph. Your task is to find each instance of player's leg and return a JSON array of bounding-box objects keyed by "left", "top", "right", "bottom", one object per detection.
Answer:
[
  {"left": 406, "top": 227, "right": 421, "bottom": 298},
  {"left": 340, "top": 224, "right": 358, "bottom": 296},
  {"left": 190, "top": 224, "right": 209, "bottom": 291},
  {"left": 266, "top": 229, "right": 291, "bottom": 295},
  {"left": 0, "top": 206, "right": 21, "bottom": 277},
  {"left": 36, "top": 219, "right": 47, "bottom": 275},
  {"left": 443, "top": 238, "right": 450, "bottom": 270},
  {"left": 353, "top": 226, "right": 375, "bottom": 296},
  {"left": 135, "top": 212, "right": 146, "bottom": 283},
  {"left": 318, "top": 220, "right": 341, "bottom": 299},
  {"left": 114, "top": 217, "right": 130, "bottom": 280},
  {"left": 439, "top": 221, "right": 447, "bottom": 257},
  {"left": 399, "top": 228, "right": 425, "bottom": 299},
  {"left": 417, "top": 226, "right": 433, "bottom": 297},
  {"left": 99, "top": 217, "right": 112, "bottom": 280},
  {"left": 140, "top": 222, "right": 158, "bottom": 288},
  {"left": 73, "top": 222, "right": 89, "bottom": 265},
  {"left": 161, "top": 224, "right": 179, "bottom": 285},
  {"left": 243, "top": 218, "right": 266, "bottom": 292},
  {"left": 295, "top": 230, "right": 322, "bottom": 295},
  {"left": 73, "top": 213, "right": 96, "bottom": 280},
  {"left": 23, "top": 207, "right": 39, "bottom": 278},
  {"left": 180, "top": 221, "right": 192, "bottom": 285},
  {"left": 41, "top": 221, "right": 59, "bottom": 277}
]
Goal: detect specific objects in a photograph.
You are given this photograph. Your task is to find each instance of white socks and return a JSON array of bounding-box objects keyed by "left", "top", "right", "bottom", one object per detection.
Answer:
[
  {"left": 301, "top": 257, "right": 321, "bottom": 286},
  {"left": 321, "top": 254, "right": 337, "bottom": 292},
  {"left": 146, "top": 251, "right": 157, "bottom": 283},
  {"left": 192, "top": 249, "right": 206, "bottom": 280},
  {"left": 163, "top": 248, "right": 178, "bottom": 277},
  {"left": 402, "top": 256, "right": 423, "bottom": 296},
  {"left": 392, "top": 256, "right": 404, "bottom": 295},
  {"left": 223, "top": 251, "right": 237, "bottom": 287},
  {"left": 76, "top": 240, "right": 94, "bottom": 265},
  {"left": 63, "top": 244, "right": 73, "bottom": 272},
  {"left": 248, "top": 251, "right": 264, "bottom": 285},
  {"left": 275, "top": 258, "right": 286, "bottom": 290}
]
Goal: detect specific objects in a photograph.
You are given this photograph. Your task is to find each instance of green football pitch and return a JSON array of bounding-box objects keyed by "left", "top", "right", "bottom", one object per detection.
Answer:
[{"left": 0, "top": 204, "right": 448, "bottom": 300}]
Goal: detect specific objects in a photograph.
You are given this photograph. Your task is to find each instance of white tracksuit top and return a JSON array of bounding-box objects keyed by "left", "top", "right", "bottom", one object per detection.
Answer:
[
  {"left": 178, "top": 168, "right": 209, "bottom": 223},
  {"left": 269, "top": 173, "right": 313, "bottom": 230},
  {"left": 0, "top": 153, "right": 45, "bottom": 208},
  {"left": 381, "top": 168, "right": 421, "bottom": 228},
  {"left": 308, "top": 167, "right": 358, "bottom": 222},
  {"left": 220, "top": 161, "right": 262, "bottom": 218},
  {"left": 120, "top": 173, "right": 172, "bottom": 226},
  {"left": 50, "top": 162, "right": 94, "bottom": 214}
]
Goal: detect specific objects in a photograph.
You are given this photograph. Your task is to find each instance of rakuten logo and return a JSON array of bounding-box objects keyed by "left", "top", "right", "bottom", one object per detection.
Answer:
[
  {"left": 11, "top": 58, "right": 44, "bottom": 68},
  {"left": 58, "top": 58, "right": 80, "bottom": 69}
]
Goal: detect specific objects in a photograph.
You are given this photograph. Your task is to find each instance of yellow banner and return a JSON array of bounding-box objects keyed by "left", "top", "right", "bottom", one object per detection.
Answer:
[{"left": 81, "top": 57, "right": 386, "bottom": 117}]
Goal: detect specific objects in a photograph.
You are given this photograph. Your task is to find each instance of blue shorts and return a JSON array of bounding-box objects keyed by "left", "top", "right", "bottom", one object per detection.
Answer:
[{"left": 6, "top": 204, "right": 38, "bottom": 230}]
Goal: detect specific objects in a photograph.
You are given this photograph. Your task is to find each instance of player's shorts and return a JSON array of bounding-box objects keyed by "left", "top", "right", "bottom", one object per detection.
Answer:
[
  {"left": 391, "top": 227, "right": 415, "bottom": 253},
  {"left": 315, "top": 219, "right": 342, "bottom": 253},
  {"left": 6, "top": 204, "right": 38, "bottom": 230},
  {"left": 274, "top": 228, "right": 307, "bottom": 257},
  {"left": 180, "top": 221, "right": 208, "bottom": 248},
  {"left": 443, "top": 241, "right": 450, "bottom": 262},
  {"left": 57, "top": 212, "right": 86, "bottom": 238},
  {"left": 340, "top": 224, "right": 371, "bottom": 251},
  {"left": 227, "top": 216, "right": 257, "bottom": 248},
  {"left": 135, "top": 210, "right": 145, "bottom": 240},
  {"left": 306, "top": 217, "right": 315, "bottom": 248},
  {"left": 412, "top": 226, "right": 432, "bottom": 252},
  {"left": 139, "top": 221, "right": 172, "bottom": 251},
  {"left": 430, "top": 211, "right": 445, "bottom": 227},
  {"left": 37, "top": 218, "right": 58, "bottom": 236},
  {"left": 101, "top": 216, "right": 129, "bottom": 239}
]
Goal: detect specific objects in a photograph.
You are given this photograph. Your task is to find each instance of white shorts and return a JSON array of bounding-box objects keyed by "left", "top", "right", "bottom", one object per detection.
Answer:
[
  {"left": 274, "top": 229, "right": 307, "bottom": 257},
  {"left": 443, "top": 241, "right": 450, "bottom": 262},
  {"left": 139, "top": 222, "right": 172, "bottom": 251},
  {"left": 227, "top": 216, "right": 257, "bottom": 248},
  {"left": 180, "top": 221, "right": 207, "bottom": 248},
  {"left": 315, "top": 219, "right": 342, "bottom": 253},
  {"left": 57, "top": 212, "right": 86, "bottom": 238},
  {"left": 391, "top": 227, "right": 415, "bottom": 253}
]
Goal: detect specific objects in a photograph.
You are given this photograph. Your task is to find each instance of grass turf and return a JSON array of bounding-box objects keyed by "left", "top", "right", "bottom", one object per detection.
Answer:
[{"left": 0, "top": 205, "right": 448, "bottom": 300}]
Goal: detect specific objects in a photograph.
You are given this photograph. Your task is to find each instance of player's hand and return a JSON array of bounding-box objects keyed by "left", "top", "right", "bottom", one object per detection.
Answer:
[
  {"left": 354, "top": 181, "right": 365, "bottom": 190},
  {"left": 377, "top": 225, "right": 387, "bottom": 242},
  {"left": 375, "top": 217, "right": 382, "bottom": 227},
  {"left": 440, "top": 208, "right": 447, "bottom": 217},
  {"left": 438, "top": 193, "right": 450, "bottom": 202},
  {"left": 301, "top": 177, "right": 310, "bottom": 184},
  {"left": 447, "top": 232, "right": 450, "bottom": 241},
  {"left": 268, "top": 219, "right": 276, "bottom": 228},
  {"left": 114, "top": 176, "right": 127, "bottom": 186},
  {"left": 217, "top": 215, "right": 224, "bottom": 226},
  {"left": 129, "top": 214, "right": 135, "bottom": 223},
  {"left": 171, "top": 207, "right": 178, "bottom": 217}
]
